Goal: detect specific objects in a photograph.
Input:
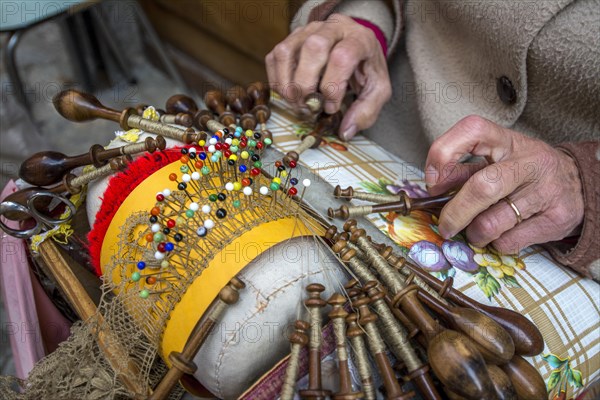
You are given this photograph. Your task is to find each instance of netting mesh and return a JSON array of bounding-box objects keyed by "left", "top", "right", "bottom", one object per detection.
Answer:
[{"left": 0, "top": 160, "right": 322, "bottom": 399}]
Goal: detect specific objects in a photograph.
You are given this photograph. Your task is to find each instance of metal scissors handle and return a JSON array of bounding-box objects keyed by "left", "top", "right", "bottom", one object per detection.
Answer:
[{"left": 0, "top": 191, "right": 76, "bottom": 239}]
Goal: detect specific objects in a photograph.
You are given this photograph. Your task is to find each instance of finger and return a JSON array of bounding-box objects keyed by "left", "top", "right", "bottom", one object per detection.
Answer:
[
  {"left": 490, "top": 213, "right": 565, "bottom": 254},
  {"left": 337, "top": 75, "right": 391, "bottom": 140},
  {"left": 466, "top": 193, "right": 539, "bottom": 247},
  {"left": 437, "top": 158, "right": 533, "bottom": 239},
  {"left": 426, "top": 160, "right": 488, "bottom": 196},
  {"left": 425, "top": 116, "right": 514, "bottom": 187},
  {"left": 318, "top": 39, "right": 368, "bottom": 115},
  {"left": 294, "top": 26, "right": 346, "bottom": 107},
  {"left": 266, "top": 24, "right": 322, "bottom": 103}
]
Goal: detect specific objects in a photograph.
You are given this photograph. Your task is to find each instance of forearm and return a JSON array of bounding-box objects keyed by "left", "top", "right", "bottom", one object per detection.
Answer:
[
  {"left": 545, "top": 141, "right": 600, "bottom": 280},
  {"left": 291, "top": 0, "right": 403, "bottom": 56}
]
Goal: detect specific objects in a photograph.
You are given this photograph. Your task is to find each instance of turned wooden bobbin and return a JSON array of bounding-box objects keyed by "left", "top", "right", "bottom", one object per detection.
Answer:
[
  {"left": 280, "top": 320, "right": 310, "bottom": 400},
  {"left": 226, "top": 85, "right": 257, "bottom": 130},
  {"left": 53, "top": 90, "right": 202, "bottom": 144},
  {"left": 392, "top": 284, "right": 497, "bottom": 400},
  {"left": 159, "top": 110, "right": 193, "bottom": 127},
  {"left": 3, "top": 154, "right": 131, "bottom": 221},
  {"left": 304, "top": 92, "right": 324, "bottom": 114},
  {"left": 204, "top": 90, "right": 236, "bottom": 127},
  {"left": 299, "top": 283, "right": 331, "bottom": 400},
  {"left": 349, "top": 227, "right": 407, "bottom": 293},
  {"left": 345, "top": 223, "right": 498, "bottom": 398},
  {"left": 63, "top": 154, "right": 132, "bottom": 195},
  {"left": 345, "top": 313, "right": 376, "bottom": 400},
  {"left": 353, "top": 296, "right": 414, "bottom": 400},
  {"left": 324, "top": 225, "right": 338, "bottom": 241},
  {"left": 247, "top": 81, "right": 273, "bottom": 142},
  {"left": 337, "top": 244, "right": 379, "bottom": 285},
  {"left": 328, "top": 205, "right": 350, "bottom": 219},
  {"left": 165, "top": 94, "right": 199, "bottom": 116},
  {"left": 332, "top": 238, "right": 349, "bottom": 255},
  {"left": 330, "top": 192, "right": 457, "bottom": 220},
  {"left": 333, "top": 185, "right": 403, "bottom": 203},
  {"left": 283, "top": 111, "right": 342, "bottom": 167},
  {"left": 372, "top": 239, "right": 544, "bottom": 357},
  {"left": 150, "top": 277, "right": 245, "bottom": 400},
  {"left": 135, "top": 103, "right": 149, "bottom": 115},
  {"left": 18, "top": 135, "right": 166, "bottom": 187},
  {"left": 362, "top": 281, "right": 441, "bottom": 400},
  {"left": 328, "top": 294, "right": 363, "bottom": 400}
]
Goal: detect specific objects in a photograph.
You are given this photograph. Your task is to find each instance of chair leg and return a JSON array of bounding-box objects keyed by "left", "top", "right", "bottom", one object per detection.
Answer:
[
  {"left": 58, "top": 16, "right": 94, "bottom": 92},
  {"left": 89, "top": 6, "right": 136, "bottom": 85},
  {"left": 4, "top": 30, "right": 29, "bottom": 111},
  {"left": 131, "top": 1, "right": 193, "bottom": 95}
]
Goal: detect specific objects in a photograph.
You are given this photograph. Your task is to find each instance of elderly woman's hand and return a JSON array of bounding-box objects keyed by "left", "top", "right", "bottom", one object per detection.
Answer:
[
  {"left": 265, "top": 14, "right": 391, "bottom": 140},
  {"left": 425, "top": 116, "right": 584, "bottom": 254}
]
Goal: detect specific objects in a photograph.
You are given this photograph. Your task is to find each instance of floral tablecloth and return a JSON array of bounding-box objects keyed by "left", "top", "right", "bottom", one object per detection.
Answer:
[{"left": 266, "top": 96, "right": 599, "bottom": 399}]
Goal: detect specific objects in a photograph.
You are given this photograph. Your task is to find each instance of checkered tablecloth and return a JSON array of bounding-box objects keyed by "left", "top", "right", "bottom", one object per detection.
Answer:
[{"left": 266, "top": 97, "right": 599, "bottom": 398}]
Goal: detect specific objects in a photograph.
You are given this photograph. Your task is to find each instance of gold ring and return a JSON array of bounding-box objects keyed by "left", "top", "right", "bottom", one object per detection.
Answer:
[{"left": 503, "top": 197, "right": 522, "bottom": 224}]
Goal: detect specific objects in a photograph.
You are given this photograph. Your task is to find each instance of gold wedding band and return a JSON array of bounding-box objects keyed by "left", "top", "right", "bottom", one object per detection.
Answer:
[{"left": 503, "top": 197, "right": 522, "bottom": 224}]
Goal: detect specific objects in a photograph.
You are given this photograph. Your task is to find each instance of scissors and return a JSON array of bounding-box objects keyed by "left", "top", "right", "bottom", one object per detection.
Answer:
[{"left": 0, "top": 190, "right": 76, "bottom": 239}]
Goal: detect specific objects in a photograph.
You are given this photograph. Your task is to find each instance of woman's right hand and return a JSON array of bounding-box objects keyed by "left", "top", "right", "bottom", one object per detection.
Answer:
[{"left": 265, "top": 14, "right": 392, "bottom": 140}]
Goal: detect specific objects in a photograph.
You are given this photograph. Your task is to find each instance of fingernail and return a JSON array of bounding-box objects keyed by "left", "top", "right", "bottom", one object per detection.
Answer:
[
  {"left": 425, "top": 165, "right": 439, "bottom": 187},
  {"left": 340, "top": 125, "right": 357, "bottom": 141},
  {"left": 438, "top": 225, "right": 454, "bottom": 240},
  {"left": 324, "top": 102, "right": 337, "bottom": 114}
]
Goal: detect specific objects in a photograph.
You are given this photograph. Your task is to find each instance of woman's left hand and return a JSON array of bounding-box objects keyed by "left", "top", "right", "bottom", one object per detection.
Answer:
[{"left": 425, "top": 115, "right": 584, "bottom": 254}]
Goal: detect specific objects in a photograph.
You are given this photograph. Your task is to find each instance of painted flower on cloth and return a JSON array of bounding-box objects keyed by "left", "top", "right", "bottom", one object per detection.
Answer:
[
  {"left": 470, "top": 245, "right": 525, "bottom": 279},
  {"left": 542, "top": 353, "right": 584, "bottom": 400},
  {"left": 360, "top": 178, "right": 526, "bottom": 299}
]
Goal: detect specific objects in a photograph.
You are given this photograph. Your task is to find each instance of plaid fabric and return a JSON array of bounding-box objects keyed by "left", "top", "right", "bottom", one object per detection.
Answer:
[{"left": 259, "top": 97, "right": 600, "bottom": 398}]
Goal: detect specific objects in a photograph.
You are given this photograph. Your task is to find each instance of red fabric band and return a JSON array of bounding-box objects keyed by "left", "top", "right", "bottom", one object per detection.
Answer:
[{"left": 352, "top": 17, "right": 388, "bottom": 56}]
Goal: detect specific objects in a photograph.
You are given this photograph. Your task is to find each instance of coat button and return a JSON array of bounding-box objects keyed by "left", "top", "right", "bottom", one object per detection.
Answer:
[{"left": 497, "top": 76, "right": 517, "bottom": 105}]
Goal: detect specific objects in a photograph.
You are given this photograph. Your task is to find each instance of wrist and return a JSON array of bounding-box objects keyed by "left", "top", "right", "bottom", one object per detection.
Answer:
[
  {"left": 351, "top": 17, "right": 388, "bottom": 56},
  {"left": 558, "top": 148, "right": 585, "bottom": 231}
]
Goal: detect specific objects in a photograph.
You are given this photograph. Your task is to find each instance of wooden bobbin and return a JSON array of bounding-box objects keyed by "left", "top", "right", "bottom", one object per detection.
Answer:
[
  {"left": 299, "top": 284, "right": 331, "bottom": 400},
  {"left": 280, "top": 320, "right": 310, "bottom": 400},
  {"left": 19, "top": 135, "right": 166, "bottom": 187},
  {"left": 333, "top": 185, "right": 403, "bottom": 203},
  {"left": 337, "top": 243, "right": 379, "bottom": 284},
  {"left": 247, "top": 81, "right": 273, "bottom": 142},
  {"left": 500, "top": 355, "right": 548, "bottom": 400},
  {"left": 159, "top": 111, "right": 193, "bottom": 127},
  {"left": 53, "top": 90, "right": 202, "bottom": 144},
  {"left": 352, "top": 296, "right": 414, "bottom": 400},
  {"left": 373, "top": 239, "right": 544, "bottom": 357},
  {"left": 64, "top": 154, "right": 132, "bottom": 194},
  {"left": 226, "top": 85, "right": 257, "bottom": 130},
  {"left": 150, "top": 277, "right": 245, "bottom": 400},
  {"left": 345, "top": 313, "right": 377, "bottom": 400},
  {"left": 304, "top": 92, "right": 324, "bottom": 114},
  {"left": 324, "top": 225, "right": 338, "bottom": 241},
  {"left": 204, "top": 90, "right": 236, "bottom": 127},
  {"left": 350, "top": 228, "right": 407, "bottom": 294},
  {"left": 3, "top": 155, "right": 132, "bottom": 222},
  {"left": 363, "top": 281, "right": 442, "bottom": 400},
  {"left": 328, "top": 294, "right": 363, "bottom": 400},
  {"left": 328, "top": 205, "right": 351, "bottom": 219},
  {"left": 392, "top": 285, "right": 498, "bottom": 400},
  {"left": 283, "top": 111, "right": 342, "bottom": 167},
  {"left": 165, "top": 94, "right": 199, "bottom": 116}
]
